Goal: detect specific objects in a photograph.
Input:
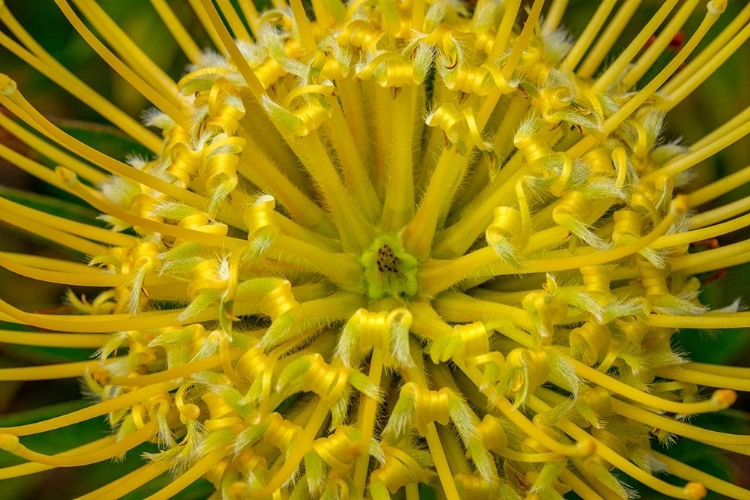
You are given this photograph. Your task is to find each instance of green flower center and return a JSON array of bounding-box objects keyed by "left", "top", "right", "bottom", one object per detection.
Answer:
[{"left": 360, "top": 235, "right": 420, "bottom": 301}]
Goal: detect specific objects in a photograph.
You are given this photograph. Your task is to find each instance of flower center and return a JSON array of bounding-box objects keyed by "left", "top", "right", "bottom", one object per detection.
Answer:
[{"left": 360, "top": 234, "right": 420, "bottom": 301}]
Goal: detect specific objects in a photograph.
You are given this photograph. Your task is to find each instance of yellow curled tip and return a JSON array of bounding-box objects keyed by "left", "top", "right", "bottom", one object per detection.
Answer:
[
  {"left": 684, "top": 482, "right": 707, "bottom": 500},
  {"left": 0, "top": 74, "right": 17, "bottom": 95},
  {"left": 711, "top": 389, "right": 737, "bottom": 409}
]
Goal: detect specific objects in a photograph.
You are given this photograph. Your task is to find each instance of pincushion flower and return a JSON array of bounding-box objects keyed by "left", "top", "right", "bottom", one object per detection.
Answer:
[{"left": 0, "top": 0, "right": 749, "bottom": 498}]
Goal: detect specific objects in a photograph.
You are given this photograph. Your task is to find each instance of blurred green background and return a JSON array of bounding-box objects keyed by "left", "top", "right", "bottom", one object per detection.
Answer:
[{"left": 0, "top": 0, "right": 748, "bottom": 498}]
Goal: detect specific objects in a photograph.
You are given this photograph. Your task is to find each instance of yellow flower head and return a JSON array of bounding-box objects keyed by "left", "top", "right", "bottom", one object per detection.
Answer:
[{"left": 0, "top": 0, "right": 749, "bottom": 499}]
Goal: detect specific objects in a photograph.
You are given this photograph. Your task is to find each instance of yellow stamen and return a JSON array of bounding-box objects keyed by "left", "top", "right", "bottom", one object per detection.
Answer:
[
  {"left": 149, "top": 0, "right": 203, "bottom": 64},
  {"left": 425, "top": 422, "right": 461, "bottom": 500},
  {"left": 54, "top": 0, "right": 187, "bottom": 124},
  {"left": 0, "top": 421, "right": 156, "bottom": 467},
  {"left": 215, "top": 0, "right": 253, "bottom": 42},
  {"left": 0, "top": 381, "right": 176, "bottom": 436},
  {"left": 0, "top": 197, "right": 137, "bottom": 247},
  {"left": 572, "top": 359, "right": 736, "bottom": 415},
  {"left": 558, "top": 469, "right": 604, "bottom": 500},
  {"left": 144, "top": 448, "right": 229, "bottom": 500},
  {"left": 0, "top": 108, "right": 107, "bottom": 185},
  {"left": 622, "top": 0, "right": 701, "bottom": 88},
  {"left": 688, "top": 163, "right": 750, "bottom": 207},
  {"left": 543, "top": 0, "right": 568, "bottom": 33},
  {"left": 0, "top": 8, "right": 161, "bottom": 152},
  {"left": 0, "top": 437, "right": 114, "bottom": 480},
  {"left": 662, "top": 21, "right": 750, "bottom": 111},
  {"left": 71, "top": 0, "right": 182, "bottom": 108},
  {"left": 651, "top": 212, "right": 750, "bottom": 249},
  {"left": 656, "top": 365, "right": 750, "bottom": 392},
  {"left": 237, "top": 0, "right": 261, "bottom": 38},
  {"left": 289, "top": 0, "right": 317, "bottom": 54},
  {"left": 661, "top": 2, "right": 750, "bottom": 96},
  {"left": 381, "top": 85, "right": 416, "bottom": 231},
  {"left": 648, "top": 312, "right": 750, "bottom": 330},
  {"left": 652, "top": 452, "right": 750, "bottom": 500},
  {"left": 612, "top": 397, "right": 750, "bottom": 447},
  {"left": 0, "top": 359, "right": 114, "bottom": 381},
  {"left": 526, "top": 397, "right": 706, "bottom": 500},
  {"left": 0, "top": 83, "right": 205, "bottom": 207},
  {"left": 77, "top": 460, "right": 172, "bottom": 500},
  {"left": 187, "top": 0, "right": 227, "bottom": 54},
  {"left": 489, "top": 0, "right": 520, "bottom": 58},
  {"left": 0, "top": 330, "right": 110, "bottom": 348},
  {"left": 353, "top": 348, "right": 384, "bottom": 495},
  {"left": 593, "top": 0, "right": 678, "bottom": 92},
  {"left": 577, "top": 0, "right": 641, "bottom": 79},
  {"left": 562, "top": 0, "right": 617, "bottom": 71}
]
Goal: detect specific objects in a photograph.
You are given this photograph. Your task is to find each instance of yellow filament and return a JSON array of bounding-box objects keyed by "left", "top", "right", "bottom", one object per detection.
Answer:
[
  {"left": 662, "top": 2, "right": 750, "bottom": 95},
  {"left": 559, "top": 469, "right": 604, "bottom": 500},
  {"left": 353, "top": 348, "right": 385, "bottom": 495},
  {"left": 678, "top": 199, "right": 733, "bottom": 231},
  {"left": 543, "top": 0, "right": 568, "bottom": 33},
  {"left": 652, "top": 452, "right": 750, "bottom": 500},
  {"left": 0, "top": 330, "right": 110, "bottom": 348},
  {"left": 651, "top": 212, "right": 750, "bottom": 248},
  {"left": 692, "top": 105, "right": 750, "bottom": 152},
  {"left": 593, "top": 0, "right": 678, "bottom": 92},
  {"left": 0, "top": 196, "right": 136, "bottom": 247},
  {"left": 612, "top": 399, "right": 750, "bottom": 446},
  {"left": 457, "top": 362, "right": 594, "bottom": 457},
  {"left": 0, "top": 208, "right": 107, "bottom": 256},
  {"left": 655, "top": 365, "right": 750, "bottom": 392},
  {"left": 289, "top": 0, "right": 317, "bottom": 53},
  {"left": 0, "top": 10, "right": 161, "bottom": 152},
  {"left": 684, "top": 362, "right": 750, "bottom": 379},
  {"left": 77, "top": 460, "right": 172, "bottom": 500},
  {"left": 622, "top": 0, "right": 701, "bottom": 88},
  {"left": 672, "top": 238, "right": 750, "bottom": 273},
  {"left": 149, "top": 0, "right": 202, "bottom": 64},
  {"left": 325, "top": 99, "right": 381, "bottom": 222},
  {"left": 216, "top": 0, "right": 253, "bottom": 41},
  {"left": 71, "top": 0, "right": 182, "bottom": 107},
  {"left": 526, "top": 397, "right": 706, "bottom": 500},
  {"left": 0, "top": 359, "right": 114, "bottom": 381},
  {"left": 144, "top": 449, "right": 229, "bottom": 500},
  {"left": 600, "top": 8, "right": 720, "bottom": 136},
  {"left": 290, "top": 133, "right": 375, "bottom": 251},
  {"left": 424, "top": 423, "right": 460, "bottom": 500},
  {"left": 501, "top": 0, "right": 545, "bottom": 82},
  {"left": 0, "top": 86, "right": 205, "bottom": 207},
  {"left": 562, "top": 0, "right": 617, "bottom": 71},
  {"left": 237, "top": 0, "right": 261, "bottom": 38},
  {"left": 499, "top": 448, "right": 564, "bottom": 462},
  {"left": 187, "top": 0, "right": 226, "bottom": 53},
  {"left": 60, "top": 174, "right": 245, "bottom": 251},
  {"left": 412, "top": 0, "right": 425, "bottom": 32},
  {"left": 0, "top": 106, "right": 106, "bottom": 185},
  {"left": 648, "top": 312, "right": 750, "bottom": 329},
  {"left": 381, "top": 85, "right": 416, "bottom": 231},
  {"left": 571, "top": 359, "right": 735, "bottom": 415},
  {"left": 662, "top": 21, "right": 750, "bottom": 111},
  {"left": 0, "top": 436, "right": 114, "bottom": 480},
  {"left": 271, "top": 234, "right": 362, "bottom": 288},
  {"left": 422, "top": 196, "right": 684, "bottom": 295},
  {"left": 0, "top": 139, "right": 76, "bottom": 193},
  {"left": 577, "top": 0, "right": 641, "bottom": 79},
  {"left": 0, "top": 422, "right": 155, "bottom": 467},
  {"left": 688, "top": 164, "right": 750, "bottom": 207},
  {"left": 0, "top": 381, "right": 176, "bottom": 436},
  {"left": 198, "top": 0, "right": 264, "bottom": 100},
  {"left": 489, "top": 0, "right": 520, "bottom": 58},
  {"left": 107, "top": 354, "right": 231, "bottom": 386},
  {"left": 54, "top": 0, "right": 186, "bottom": 123}
]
